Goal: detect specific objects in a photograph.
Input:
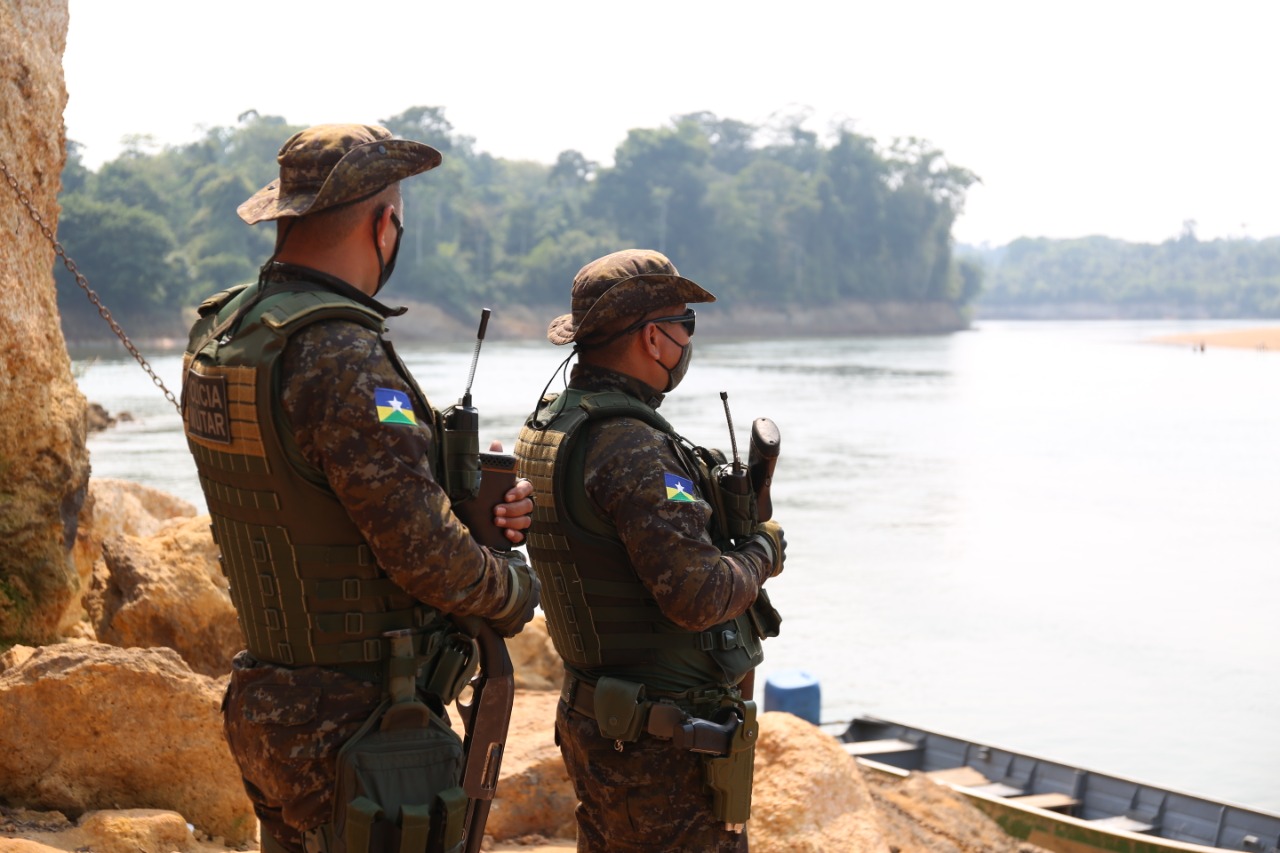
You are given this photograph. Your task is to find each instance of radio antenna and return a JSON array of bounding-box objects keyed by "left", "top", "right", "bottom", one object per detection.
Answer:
[
  {"left": 720, "top": 391, "right": 744, "bottom": 472},
  {"left": 462, "top": 308, "right": 491, "bottom": 408}
]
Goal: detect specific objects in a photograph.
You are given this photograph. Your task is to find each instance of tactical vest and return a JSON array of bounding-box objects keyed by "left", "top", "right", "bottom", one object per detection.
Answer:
[
  {"left": 182, "top": 280, "right": 443, "bottom": 668},
  {"left": 515, "top": 389, "right": 763, "bottom": 687}
]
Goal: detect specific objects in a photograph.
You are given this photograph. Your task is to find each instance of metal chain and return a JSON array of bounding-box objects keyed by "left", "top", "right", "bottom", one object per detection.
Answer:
[{"left": 1, "top": 157, "right": 181, "bottom": 414}]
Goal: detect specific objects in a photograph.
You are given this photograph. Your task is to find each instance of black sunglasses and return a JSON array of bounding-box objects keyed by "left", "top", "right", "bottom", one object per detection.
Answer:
[{"left": 631, "top": 308, "right": 696, "bottom": 337}]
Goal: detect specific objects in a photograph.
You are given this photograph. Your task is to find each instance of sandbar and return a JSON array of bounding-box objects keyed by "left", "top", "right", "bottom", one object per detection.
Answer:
[{"left": 1151, "top": 326, "right": 1280, "bottom": 351}]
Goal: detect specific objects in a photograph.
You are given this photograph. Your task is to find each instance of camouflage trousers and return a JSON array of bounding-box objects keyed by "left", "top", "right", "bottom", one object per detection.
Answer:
[
  {"left": 222, "top": 652, "right": 402, "bottom": 852},
  {"left": 556, "top": 700, "right": 750, "bottom": 853}
]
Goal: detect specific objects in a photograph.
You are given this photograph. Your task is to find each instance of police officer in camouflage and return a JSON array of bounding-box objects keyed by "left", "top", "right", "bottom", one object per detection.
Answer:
[
  {"left": 515, "top": 249, "right": 786, "bottom": 852},
  {"left": 181, "top": 124, "right": 539, "bottom": 853}
]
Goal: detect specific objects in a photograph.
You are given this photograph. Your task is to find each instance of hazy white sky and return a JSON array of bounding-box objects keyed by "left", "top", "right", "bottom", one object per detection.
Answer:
[{"left": 61, "top": 0, "right": 1279, "bottom": 247}]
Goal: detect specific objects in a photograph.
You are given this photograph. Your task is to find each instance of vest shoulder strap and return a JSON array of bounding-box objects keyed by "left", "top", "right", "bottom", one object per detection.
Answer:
[
  {"left": 544, "top": 389, "right": 676, "bottom": 541},
  {"left": 256, "top": 287, "right": 386, "bottom": 335},
  {"left": 196, "top": 282, "right": 253, "bottom": 318},
  {"left": 577, "top": 391, "right": 674, "bottom": 435}
]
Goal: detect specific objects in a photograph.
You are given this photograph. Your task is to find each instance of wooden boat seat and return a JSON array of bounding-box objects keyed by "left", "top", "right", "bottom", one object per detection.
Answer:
[
  {"left": 1087, "top": 815, "right": 1157, "bottom": 834},
  {"left": 925, "top": 766, "right": 990, "bottom": 787},
  {"left": 926, "top": 766, "right": 1025, "bottom": 797},
  {"left": 1013, "top": 792, "right": 1080, "bottom": 813},
  {"left": 842, "top": 738, "right": 920, "bottom": 758},
  {"left": 968, "top": 781, "right": 1025, "bottom": 798}
]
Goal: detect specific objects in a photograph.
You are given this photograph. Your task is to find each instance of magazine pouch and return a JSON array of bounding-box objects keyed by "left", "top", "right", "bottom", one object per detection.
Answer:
[{"left": 327, "top": 699, "right": 467, "bottom": 853}]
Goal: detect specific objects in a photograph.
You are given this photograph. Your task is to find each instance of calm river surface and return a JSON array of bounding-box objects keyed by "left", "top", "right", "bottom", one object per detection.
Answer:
[{"left": 75, "top": 319, "right": 1279, "bottom": 813}]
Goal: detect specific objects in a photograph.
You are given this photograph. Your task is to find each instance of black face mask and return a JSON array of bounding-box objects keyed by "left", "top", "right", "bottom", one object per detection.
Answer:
[
  {"left": 656, "top": 324, "right": 693, "bottom": 392},
  {"left": 373, "top": 209, "right": 404, "bottom": 295}
]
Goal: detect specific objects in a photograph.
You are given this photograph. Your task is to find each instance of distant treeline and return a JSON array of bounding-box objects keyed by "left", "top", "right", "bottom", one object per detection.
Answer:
[
  {"left": 965, "top": 229, "right": 1280, "bottom": 318},
  {"left": 53, "top": 107, "right": 982, "bottom": 340}
]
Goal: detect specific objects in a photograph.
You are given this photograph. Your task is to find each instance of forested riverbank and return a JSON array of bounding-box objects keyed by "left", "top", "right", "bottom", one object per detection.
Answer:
[{"left": 53, "top": 108, "right": 981, "bottom": 344}]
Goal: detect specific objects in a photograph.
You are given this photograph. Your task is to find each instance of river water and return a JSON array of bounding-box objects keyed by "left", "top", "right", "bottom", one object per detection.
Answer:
[{"left": 75, "top": 319, "right": 1279, "bottom": 813}]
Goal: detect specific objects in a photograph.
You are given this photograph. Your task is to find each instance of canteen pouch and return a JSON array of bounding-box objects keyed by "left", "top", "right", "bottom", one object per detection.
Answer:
[
  {"left": 707, "top": 613, "right": 764, "bottom": 684},
  {"left": 746, "top": 588, "right": 782, "bottom": 641},
  {"left": 420, "top": 629, "right": 479, "bottom": 706},
  {"left": 702, "top": 699, "right": 759, "bottom": 829},
  {"left": 592, "top": 676, "right": 649, "bottom": 742},
  {"left": 327, "top": 700, "right": 468, "bottom": 853}
]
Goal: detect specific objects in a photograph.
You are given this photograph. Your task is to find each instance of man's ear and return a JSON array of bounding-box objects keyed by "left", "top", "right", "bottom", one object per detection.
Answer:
[
  {"left": 375, "top": 204, "right": 397, "bottom": 248},
  {"left": 641, "top": 322, "right": 662, "bottom": 359}
]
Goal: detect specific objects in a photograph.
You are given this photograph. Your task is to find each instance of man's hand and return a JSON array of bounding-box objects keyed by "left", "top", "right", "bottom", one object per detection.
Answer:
[
  {"left": 489, "top": 440, "right": 533, "bottom": 545},
  {"left": 753, "top": 520, "right": 787, "bottom": 578},
  {"left": 488, "top": 551, "right": 540, "bottom": 637}
]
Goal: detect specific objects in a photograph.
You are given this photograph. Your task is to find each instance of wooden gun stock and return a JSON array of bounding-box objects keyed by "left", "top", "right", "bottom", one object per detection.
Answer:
[
  {"left": 748, "top": 418, "right": 780, "bottom": 522},
  {"left": 455, "top": 616, "right": 514, "bottom": 853}
]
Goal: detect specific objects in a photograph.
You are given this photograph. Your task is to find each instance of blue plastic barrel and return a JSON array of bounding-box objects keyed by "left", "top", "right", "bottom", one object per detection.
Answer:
[{"left": 762, "top": 669, "right": 821, "bottom": 725}]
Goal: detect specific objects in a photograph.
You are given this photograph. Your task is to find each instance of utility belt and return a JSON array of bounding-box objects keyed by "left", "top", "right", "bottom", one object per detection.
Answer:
[
  {"left": 562, "top": 673, "right": 759, "bottom": 831},
  {"left": 254, "top": 618, "right": 478, "bottom": 709}
]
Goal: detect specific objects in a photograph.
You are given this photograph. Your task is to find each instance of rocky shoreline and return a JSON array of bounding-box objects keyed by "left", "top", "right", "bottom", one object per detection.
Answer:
[{"left": 0, "top": 479, "right": 1049, "bottom": 853}]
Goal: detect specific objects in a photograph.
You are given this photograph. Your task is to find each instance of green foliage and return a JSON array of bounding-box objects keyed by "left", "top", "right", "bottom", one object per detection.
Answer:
[
  {"left": 55, "top": 193, "right": 187, "bottom": 332},
  {"left": 55, "top": 108, "right": 987, "bottom": 338},
  {"left": 971, "top": 235, "right": 1280, "bottom": 316}
]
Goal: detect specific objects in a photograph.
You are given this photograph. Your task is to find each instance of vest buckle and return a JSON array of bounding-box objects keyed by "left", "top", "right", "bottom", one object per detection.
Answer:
[{"left": 342, "top": 579, "right": 361, "bottom": 601}]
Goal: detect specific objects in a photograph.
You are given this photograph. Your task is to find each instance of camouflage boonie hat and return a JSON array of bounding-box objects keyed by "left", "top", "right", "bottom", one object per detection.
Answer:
[
  {"left": 237, "top": 124, "right": 442, "bottom": 224},
  {"left": 547, "top": 249, "right": 716, "bottom": 346}
]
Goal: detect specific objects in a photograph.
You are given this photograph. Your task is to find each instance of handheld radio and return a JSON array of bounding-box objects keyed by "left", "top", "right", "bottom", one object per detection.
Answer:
[{"left": 441, "top": 308, "right": 517, "bottom": 551}]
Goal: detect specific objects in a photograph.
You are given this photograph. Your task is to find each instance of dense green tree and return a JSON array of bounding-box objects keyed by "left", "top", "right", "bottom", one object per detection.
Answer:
[
  {"left": 60, "top": 141, "right": 91, "bottom": 195},
  {"left": 55, "top": 194, "right": 187, "bottom": 333},
  {"left": 55, "top": 105, "right": 1009, "bottom": 339},
  {"left": 972, "top": 235, "right": 1280, "bottom": 316},
  {"left": 589, "top": 122, "right": 713, "bottom": 261}
]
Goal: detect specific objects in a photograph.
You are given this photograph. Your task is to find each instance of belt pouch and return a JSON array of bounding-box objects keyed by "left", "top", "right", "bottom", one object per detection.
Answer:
[
  {"left": 421, "top": 631, "right": 478, "bottom": 705},
  {"left": 592, "top": 676, "right": 648, "bottom": 741},
  {"left": 746, "top": 588, "right": 782, "bottom": 640}
]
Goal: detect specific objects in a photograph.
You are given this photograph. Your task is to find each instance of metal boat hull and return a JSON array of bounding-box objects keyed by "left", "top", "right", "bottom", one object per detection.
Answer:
[{"left": 841, "top": 718, "right": 1278, "bottom": 853}]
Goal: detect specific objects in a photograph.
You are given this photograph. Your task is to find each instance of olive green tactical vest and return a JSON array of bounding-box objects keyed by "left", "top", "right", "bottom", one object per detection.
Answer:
[
  {"left": 515, "top": 389, "right": 763, "bottom": 690},
  {"left": 182, "top": 280, "right": 439, "bottom": 667}
]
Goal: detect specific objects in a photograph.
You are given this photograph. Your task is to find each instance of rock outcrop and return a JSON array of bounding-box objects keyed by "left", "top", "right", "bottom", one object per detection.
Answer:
[
  {"left": 751, "top": 712, "right": 892, "bottom": 852},
  {"left": 0, "top": 0, "right": 89, "bottom": 646},
  {"left": 75, "top": 810, "right": 197, "bottom": 853},
  {"left": 87, "top": 514, "right": 239, "bottom": 678},
  {"left": 70, "top": 478, "right": 199, "bottom": 638},
  {"left": 0, "top": 643, "right": 255, "bottom": 844}
]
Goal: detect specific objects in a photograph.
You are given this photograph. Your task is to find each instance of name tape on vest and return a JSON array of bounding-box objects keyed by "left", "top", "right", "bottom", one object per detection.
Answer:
[{"left": 186, "top": 371, "right": 233, "bottom": 444}]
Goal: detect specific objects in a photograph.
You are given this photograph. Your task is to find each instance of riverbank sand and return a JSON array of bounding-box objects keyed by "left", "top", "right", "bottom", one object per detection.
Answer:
[{"left": 1151, "top": 325, "right": 1280, "bottom": 351}]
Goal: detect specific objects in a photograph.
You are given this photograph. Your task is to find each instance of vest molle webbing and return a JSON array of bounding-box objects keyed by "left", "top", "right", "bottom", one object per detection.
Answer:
[
  {"left": 183, "top": 281, "right": 439, "bottom": 668},
  {"left": 516, "top": 390, "right": 762, "bottom": 678}
]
